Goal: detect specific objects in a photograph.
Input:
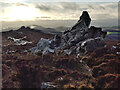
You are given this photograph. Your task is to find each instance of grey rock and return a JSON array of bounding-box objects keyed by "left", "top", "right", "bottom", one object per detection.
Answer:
[
  {"left": 88, "top": 26, "right": 107, "bottom": 38},
  {"left": 64, "top": 46, "right": 77, "bottom": 55},
  {"left": 6, "top": 50, "right": 16, "bottom": 54},
  {"left": 30, "top": 38, "right": 54, "bottom": 54},
  {"left": 50, "top": 34, "right": 61, "bottom": 48},
  {"left": 71, "top": 11, "right": 91, "bottom": 30},
  {"left": 30, "top": 47, "right": 41, "bottom": 53},
  {"left": 37, "top": 38, "right": 51, "bottom": 50},
  {"left": 61, "top": 12, "right": 89, "bottom": 47},
  {"left": 41, "top": 82, "right": 56, "bottom": 89},
  {"left": 64, "top": 49, "right": 72, "bottom": 55},
  {"left": 81, "top": 37, "right": 105, "bottom": 52},
  {"left": 42, "top": 47, "right": 54, "bottom": 54},
  {"left": 8, "top": 36, "right": 32, "bottom": 45}
]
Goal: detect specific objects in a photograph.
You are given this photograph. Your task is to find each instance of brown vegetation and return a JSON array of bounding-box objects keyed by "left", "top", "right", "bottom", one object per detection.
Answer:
[
  {"left": 2, "top": 29, "right": 120, "bottom": 88},
  {"left": 84, "top": 40, "right": 120, "bottom": 88}
]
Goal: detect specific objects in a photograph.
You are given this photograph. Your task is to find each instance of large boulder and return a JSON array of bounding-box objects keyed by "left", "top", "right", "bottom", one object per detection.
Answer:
[
  {"left": 30, "top": 38, "right": 54, "bottom": 54},
  {"left": 37, "top": 38, "right": 51, "bottom": 51},
  {"left": 88, "top": 26, "right": 107, "bottom": 38},
  {"left": 81, "top": 37, "right": 105, "bottom": 52}
]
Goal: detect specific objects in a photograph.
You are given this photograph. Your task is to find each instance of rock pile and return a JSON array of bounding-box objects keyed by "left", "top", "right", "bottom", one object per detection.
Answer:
[
  {"left": 30, "top": 38, "right": 54, "bottom": 54},
  {"left": 30, "top": 11, "right": 107, "bottom": 55}
]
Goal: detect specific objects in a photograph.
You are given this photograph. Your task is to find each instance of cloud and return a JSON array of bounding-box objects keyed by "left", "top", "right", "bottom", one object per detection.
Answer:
[
  {"left": 0, "top": 2, "right": 118, "bottom": 21},
  {"left": 15, "top": 2, "right": 29, "bottom": 7},
  {"left": 33, "top": 2, "right": 118, "bottom": 20},
  {"left": 88, "top": 5, "right": 95, "bottom": 9},
  {"left": 60, "top": 2, "right": 79, "bottom": 10},
  {"left": 35, "top": 4, "right": 51, "bottom": 11},
  {"left": 35, "top": 16, "right": 51, "bottom": 19},
  {"left": 0, "top": 1, "right": 118, "bottom": 28},
  {"left": 99, "top": 6, "right": 105, "bottom": 10},
  {"left": 34, "top": 2, "right": 80, "bottom": 12},
  {"left": 0, "top": 2, "right": 29, "bottom": 8}
]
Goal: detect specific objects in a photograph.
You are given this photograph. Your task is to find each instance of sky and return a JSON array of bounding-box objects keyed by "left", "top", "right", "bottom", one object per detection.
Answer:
[{"left": 0, "top": 0, "right": 119, "bottom": 29}]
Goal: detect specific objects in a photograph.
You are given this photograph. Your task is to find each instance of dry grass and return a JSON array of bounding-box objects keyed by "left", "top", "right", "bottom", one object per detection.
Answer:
[{"left": 2, "top": 28, "right": 120, "bottom": 88}]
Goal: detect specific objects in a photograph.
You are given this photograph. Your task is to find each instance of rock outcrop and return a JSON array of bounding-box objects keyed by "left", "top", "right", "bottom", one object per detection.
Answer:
[
  {"left": 8, "top": 36, "right": 32, "bottom": 45},
  {"left": 71, "top": 11, "right": 91, "bottom": 30},
  {"left": 30, "top": 11, "right": 107, "bottom": 55}
]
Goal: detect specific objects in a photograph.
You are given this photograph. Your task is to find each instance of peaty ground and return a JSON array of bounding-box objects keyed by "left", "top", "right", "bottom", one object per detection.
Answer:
[{"left": 2, "top": 28, "right": 120, "bottom": 88}]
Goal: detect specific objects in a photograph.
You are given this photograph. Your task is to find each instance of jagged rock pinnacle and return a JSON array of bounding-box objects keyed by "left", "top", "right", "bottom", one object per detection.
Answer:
[
  {"left": 80, "top": 11, "right": 91, "bottom": 27},
  {"left": 71, "top": 11, "right": 91, "bottom": 30}
]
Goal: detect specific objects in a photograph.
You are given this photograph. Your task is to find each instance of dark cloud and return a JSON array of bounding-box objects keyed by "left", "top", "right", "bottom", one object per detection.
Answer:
[
  {"left": 33, "top": 2, "right": 117, "bottom": 21},
  {"left": 34, "top": 2, "right": 108, "bottom": 14},
  {"left": 92, "top": 13, "right": 111, "bottom": 20},
  {"left": 60, "top": 2, "right": 79, "bottom": 11},
  {"left": 40, "top": 16, "right": 51, "bottom": 18},
  {"left": 35, "top": 16, "right": 51, "bottom": 19},
  {"left": 108, "top": 3, "right": 117, "bottom": 9},
  {"left": 0, "top": 2, "right": 29, "bottom": 7},
  {"left": 80, "top": 8, "right": 88, "bottom": 10},
  {"left": 88, "top": 5, "right": 94, "bottom": 9},
  {"left": 15, "top": 2, "right": 28, "bottom": 7},
  {"left": 92, "top": 18, "right": 118, "bottom": 27},
  {"left": 99, "top": 6, "right": 105, "bottom": 10},
  {"left": 35, "top": 4, "right": 51, "bottom": 11},
  {"left": 35, "top": 2, "right": 81, "bottom": 12},
  {"left": 0, "top": 2, "right": 13, "bottom": 7}
]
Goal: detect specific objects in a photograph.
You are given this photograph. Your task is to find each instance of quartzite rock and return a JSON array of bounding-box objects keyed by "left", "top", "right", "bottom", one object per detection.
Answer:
[
  {"left": 29, "top": 11, "right": 107, "bottom": 55},
  {"left": 71, "top": 11, "right": 91, "bottom": 30},
  {"left": 81, "top": 37, "right": 105, "bottom": 52}
]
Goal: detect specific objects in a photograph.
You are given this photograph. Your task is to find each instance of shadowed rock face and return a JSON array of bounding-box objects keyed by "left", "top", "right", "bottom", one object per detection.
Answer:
[
  {"left": 72, "top": 11, "right": 91, "bottom": 30},
  {"left": 80, "top": 11, "right": 91, "bottom": 27},
  {"left": 88, "top": 26, "right": 107, "bottom": 38},
  {"left": 60, "top": 11, "right": 91, "bottom": 48},
  {"left": 58, "top": 11, "right": 107, "bottom": 54}
]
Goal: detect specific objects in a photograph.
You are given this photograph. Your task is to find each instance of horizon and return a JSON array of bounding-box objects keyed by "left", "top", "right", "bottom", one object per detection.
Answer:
[
  {"left": 0, "top": 1, "right": 119, "bottom": 30},
  {"left": 1, "top": 19, "right": 118, "bottom": 31}
]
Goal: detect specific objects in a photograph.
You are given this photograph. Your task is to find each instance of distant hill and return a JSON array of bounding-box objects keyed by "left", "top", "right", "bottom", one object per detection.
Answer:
[
  {"left": 105, "top": 33, "right": 120, "bottom": 40},
  {"left": 55, "top": 26, "right": 71, "bottom": 32},
  {"left": 102, "top": 26, "right": 120, "bottom": 40},
  {"left": 29, "top": 25, "right": 63, "bottom": 34},
  {"left": 28, "top": 25, "right": 71, "bottom": 34},
  {"left": 2, "top": 25, "right": 120, "bottom": 40},
  {"left": 104, "top": 30, "right": 120, "bottom": 33},
  {"left": 102, "top": 26, "right": 120, "bottom": 30}
]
